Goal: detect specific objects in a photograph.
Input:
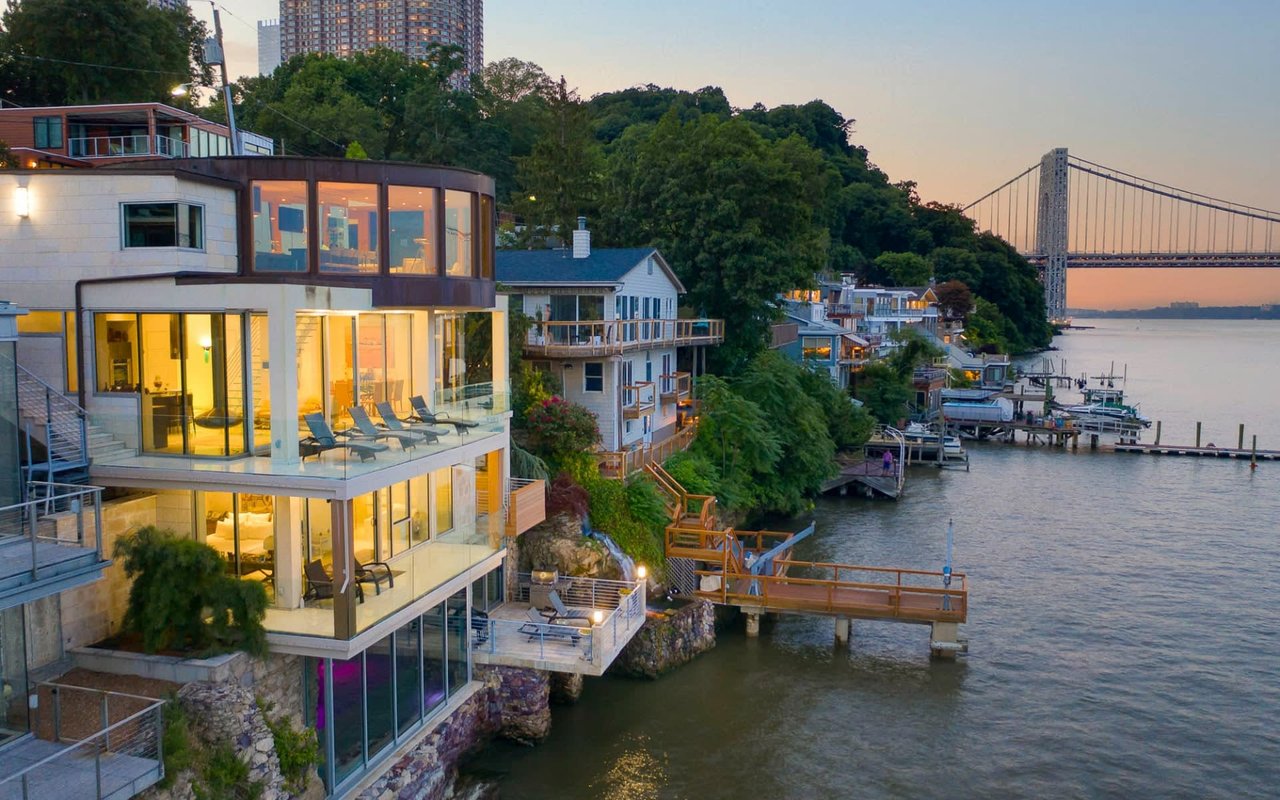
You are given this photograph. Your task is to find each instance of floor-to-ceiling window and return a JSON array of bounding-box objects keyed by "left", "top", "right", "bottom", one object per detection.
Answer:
[
  {"left": 250, "top": 314, "right": 270, "bottom": 452},
  {"left": 328, "top": 315, "right": 355, "bottom": 429},
  {"left": 308, "top": 591, "right": 477, "bottom": 794},
  {"left": 200, "top": 492, "right": 276, "bottom": 598},
  {"left": 296, "top": 315, "right": 325, "bottom": 436}
]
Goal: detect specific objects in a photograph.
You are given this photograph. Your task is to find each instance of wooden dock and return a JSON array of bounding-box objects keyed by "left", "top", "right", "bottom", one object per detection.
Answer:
[
  {"left": 821, "top": 457, "right": 904, "bottom": 499},
  {"left": 1113, "top": 443, "right": 1278, "bottom": 460}
]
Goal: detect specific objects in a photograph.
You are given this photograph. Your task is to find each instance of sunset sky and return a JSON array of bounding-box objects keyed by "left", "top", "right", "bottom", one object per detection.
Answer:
[{"left": 208, "top": 1, "right": 1280, "bottom": 309}]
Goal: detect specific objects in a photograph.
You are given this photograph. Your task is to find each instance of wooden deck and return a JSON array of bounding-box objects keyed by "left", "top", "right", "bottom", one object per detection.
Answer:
[
  {"left": 696, "top": 561, "right": 967, "bottom": 626},
  {"left": 820, "top": 458, "right": 904, "bottom": 498},
  {"left": 1113, "top": 443, "right": 1279, "bottom": 460}
]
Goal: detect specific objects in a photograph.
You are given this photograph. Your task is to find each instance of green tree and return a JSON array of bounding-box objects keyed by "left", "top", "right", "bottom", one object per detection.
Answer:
[
  {"left": 690, "top": 375, "right": 783, "bottom": 514},
  {"left": 598, "top": 112, "right": 831, "bottom": 371},
  {"left": 855, "top": 362, "right": 913, "bottom": 425},
  {"left": 0, "top": 0, "right": 210, "bottom": 107},
  {"left": 874, "top": 251, "right": 932, "bottom": 287},
  {"left": 929, "top": 246, "right": 982, "bottom": 288},
  {"left": 513, "top": 77, "right": 603, "bottom": 242},
  {"left": 794, "top": 366, "right": 874, "bottom": 449}
]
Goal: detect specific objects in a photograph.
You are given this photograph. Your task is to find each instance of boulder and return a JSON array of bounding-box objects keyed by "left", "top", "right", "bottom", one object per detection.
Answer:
[{"left": 609, "top": 599, "right": 716, "bottom": 680}]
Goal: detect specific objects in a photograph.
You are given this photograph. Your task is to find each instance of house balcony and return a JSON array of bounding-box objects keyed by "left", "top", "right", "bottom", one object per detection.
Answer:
[
  {"left": 472, "top": 574, "right": 647, "bottom": 676},
  {"left": 523, "top": 318, "right": 724, "bottom": 357},
  {"left": 87, "top": 392, "right": 510, "bottom": 500},
  {"left": 67, "top": 134, "right": 189, "bottom": 160},
  {"left": 622, "top": 382, "right": 656, "bottom": 420},
  {"left": 261, "top": 521, "right": 503, "bottom": 656},
  {"left": 658, "top": 372, "right": 691, "bottom": 402},
  {"left": 0, "top": 684, "right": 165, "bottom": 800},
  {"left": 503, "top": 478, "right": 546, "bottom": 537},
  {"left": 0, "top": 483, "right": 109, "bottom": 606}
]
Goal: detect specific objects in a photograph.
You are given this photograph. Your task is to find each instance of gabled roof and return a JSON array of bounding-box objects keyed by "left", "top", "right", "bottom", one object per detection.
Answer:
[{"left": 496, "top": 247, "right": 686, "bottom": 292}]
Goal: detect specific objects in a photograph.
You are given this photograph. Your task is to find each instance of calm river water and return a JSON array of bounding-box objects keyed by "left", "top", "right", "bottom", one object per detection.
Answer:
[{"left": 466, "top": 319, "right": 1280, "bottom": 799}]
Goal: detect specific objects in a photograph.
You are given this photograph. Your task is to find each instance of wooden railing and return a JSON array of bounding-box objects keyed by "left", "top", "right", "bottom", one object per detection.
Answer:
[
  {"left": 692, "top": 561, "right": 968, "bottom": 623},
  {"left": 504, "top": 478, "right": 546, "bottom": 537},
  {"left": 598, "top": 423, "right": 697, "bottom": 479},
  {"left": 646, "top": 462, "right": 718, "bottom": 529},
  {"left": 659, "top": 371, "right": 692, "bottom": 401},
  {"left": 524, "top": 318, "right": 724, "bottom": 356},
  {"left": 622, "top": 382, "right": 656, "bottom": 419}
]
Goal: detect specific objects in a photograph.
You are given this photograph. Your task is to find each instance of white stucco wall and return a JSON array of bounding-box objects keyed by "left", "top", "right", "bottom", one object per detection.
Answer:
[{"left": 0, "top": 172, "right": 239, "bottom": 309}]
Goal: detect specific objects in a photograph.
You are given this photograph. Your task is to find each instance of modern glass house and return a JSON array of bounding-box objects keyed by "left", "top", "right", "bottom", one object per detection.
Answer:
[{"left": 1, "top": 156, "right": 545, "bottom": 795}]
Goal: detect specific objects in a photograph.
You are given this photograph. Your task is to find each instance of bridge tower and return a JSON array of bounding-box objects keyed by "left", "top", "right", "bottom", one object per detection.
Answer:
[{"left": 1035, "top": 148, "right": 1070, "bottom": 322}]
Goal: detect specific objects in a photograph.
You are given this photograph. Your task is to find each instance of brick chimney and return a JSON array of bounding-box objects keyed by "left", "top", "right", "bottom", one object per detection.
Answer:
[{"left": 572, "top": 216, "right": 590, "bottom": 259}]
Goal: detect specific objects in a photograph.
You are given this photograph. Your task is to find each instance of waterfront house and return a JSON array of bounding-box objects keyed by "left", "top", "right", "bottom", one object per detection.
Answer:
[
  {"left": 777, "top": 291, "right": 870, "bottom": 389},
  {"left": 496, "top": 221, "right": 724, "bottom": 471},
  {"left": 1, "top": 154, "right": 575, "bottom": 796},
  {"left": 0, "top": 102, "right": 274, "bottom": 168}
]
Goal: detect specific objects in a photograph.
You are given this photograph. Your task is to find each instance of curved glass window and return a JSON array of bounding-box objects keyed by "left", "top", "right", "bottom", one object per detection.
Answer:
[{"left": 252, "top": 180, "right": 309, "bottom": 272}]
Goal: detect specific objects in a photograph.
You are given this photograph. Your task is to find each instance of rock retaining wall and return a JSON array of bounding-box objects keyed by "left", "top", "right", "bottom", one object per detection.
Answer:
[{"left": 609, "top": 599, "right": 716, "bottom": 679}]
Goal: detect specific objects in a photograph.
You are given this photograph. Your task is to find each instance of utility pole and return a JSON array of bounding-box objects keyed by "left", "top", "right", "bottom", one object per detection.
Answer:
[{"left": 207, "top": 2, "right": 241, "bottom": 155}]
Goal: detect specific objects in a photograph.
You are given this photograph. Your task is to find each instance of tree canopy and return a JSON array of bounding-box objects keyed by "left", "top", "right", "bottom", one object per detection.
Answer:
[{"left": 0, "top": 0, "right": 210, "bottom": 107}]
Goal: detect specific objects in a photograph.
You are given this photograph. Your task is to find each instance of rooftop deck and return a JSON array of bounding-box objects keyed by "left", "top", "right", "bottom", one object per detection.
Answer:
[{"left": 472, "top": 574, "right": 647, "bottom": 675}]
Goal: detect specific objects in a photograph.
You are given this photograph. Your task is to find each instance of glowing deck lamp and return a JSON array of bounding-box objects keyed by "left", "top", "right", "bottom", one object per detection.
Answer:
[
  {"left": 15, "top": 186, "right": 30, "bottom": 218},
  {"left": 636, "top": 564, "right": 647, "bottom": 581},
  {"left": 591, "top": 609, "right": 604, "bottom": 625}
]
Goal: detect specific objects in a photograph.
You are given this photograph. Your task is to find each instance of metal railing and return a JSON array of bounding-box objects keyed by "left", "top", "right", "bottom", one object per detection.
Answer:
[
  {"left": 4, "top": 351, "right": 88, "bottom": 483},
  {"left": 0, "top": 482, "right": 104, "bottom": 583},
  {"left": 67, "top": 134, "right": 188, "bottom": 159},
  {"left": 1, "top": 684, "right": 165, "bottom": 800},
  {"left": 480, "top": 576, "right": 647, "bottom": 667}
]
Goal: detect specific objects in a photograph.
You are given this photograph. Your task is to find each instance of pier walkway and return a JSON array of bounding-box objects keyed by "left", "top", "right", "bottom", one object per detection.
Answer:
[
  {"left": 1113, "top": 443, "right": 1279, "bottom": 460},
  {"left": 820, "top": 457, "right": 904, "bottom": 499},
  {"left": 654, "top": 464, "right": 967, "bottom": 656}
]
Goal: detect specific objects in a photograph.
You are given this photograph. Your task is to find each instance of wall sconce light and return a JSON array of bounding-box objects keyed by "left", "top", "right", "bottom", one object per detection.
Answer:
[
  {"left": 636, "top": 564, "right": 648, "bottom": 581},
  {"left": 591, "top": 609, "right": 604, "bottom": 626},
  {"left": 199, "top": 335, "right": 213, "bottom": 362},
  {"left": 15, "top": 186, "right": 30, "bottom": 218}
]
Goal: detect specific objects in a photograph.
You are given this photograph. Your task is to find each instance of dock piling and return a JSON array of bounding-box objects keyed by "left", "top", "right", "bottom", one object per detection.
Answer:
[
  {"left": 1252, "top": 435, "right": 1258, "bottom": 468},
  {"left": 834, "top": 617, "right": 850, "bottom": 645},
  {"left": 745, "top": 612, "right": 760, "bottom": 638},
  {"left": 1196, "top": 422, "right": 1202, "bottom": 448},
  {"left": 1155, "top": 420, "right": 1162, "bottom": 445},
  {"left": 1238, "top": 424, "right": 1245, "bottom": 451}
]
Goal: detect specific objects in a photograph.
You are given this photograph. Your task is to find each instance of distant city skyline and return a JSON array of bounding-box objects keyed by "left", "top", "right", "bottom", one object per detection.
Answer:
[{"left": 198, "top": 0, "right": 1280, "bottom": 309}]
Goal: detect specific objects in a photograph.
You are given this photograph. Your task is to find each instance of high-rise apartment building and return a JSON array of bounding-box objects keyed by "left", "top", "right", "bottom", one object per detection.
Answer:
[
  {"left": 149, "top": 0, "right": 188, "bottom": 10},
  {"left": 258, "top": 18, "right": 283, "bottom": 75},
  {"left": 279, "top": 0, "right": 483, "bottom": 81}
]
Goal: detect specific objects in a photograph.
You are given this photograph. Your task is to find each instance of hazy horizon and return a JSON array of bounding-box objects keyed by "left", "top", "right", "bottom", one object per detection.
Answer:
[{"left": 201, "top": 1, "right": 1280, "bottom": 309}]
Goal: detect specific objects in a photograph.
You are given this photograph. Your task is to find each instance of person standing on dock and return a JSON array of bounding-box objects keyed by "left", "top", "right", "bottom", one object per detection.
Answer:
[{"left": 883, "top": 449, "right": 895, "bottom": 475}]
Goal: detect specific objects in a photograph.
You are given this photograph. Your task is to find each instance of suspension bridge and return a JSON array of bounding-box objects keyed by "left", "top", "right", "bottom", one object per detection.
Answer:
[{"left": 963, "top": 148, "right": 1280, "bottom": 322}]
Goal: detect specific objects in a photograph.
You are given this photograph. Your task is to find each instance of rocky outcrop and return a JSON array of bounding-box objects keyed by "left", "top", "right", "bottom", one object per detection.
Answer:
[
  {"left": 548, "top": 672, "right": 584, "bottom": 705},
  {"left": 609, "top": 599, "right": 716, "bottom": 680},
  {"left": 144, "top": 681, "right": 323, "bottom": 800},
  {"left": 518, "top": 512, "right": 620, "bottom": 579},
  {"left": 478, "top": 665, "right": 550, "bottom": 744}
]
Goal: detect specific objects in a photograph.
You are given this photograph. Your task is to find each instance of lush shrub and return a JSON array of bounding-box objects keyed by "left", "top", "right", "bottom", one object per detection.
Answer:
[
  {"left": 625, "top": 476, "right": 670, "bottom": 531},
  {"left": 524, "top": 396, "right": 600, "bottom": 462},
  {"left": 259, "top": 700, "right": 320, "bottom": 794},
  {"left": 586, "top": 478, "right": 665, "bottom": 577},
  {"left": 546, "top": 474, "right": 590, "bottom": 520},
  {"left": 114, "top": 526, "right": 268, "bottom": 657},
  {"left": 195, "top": 745, "right": 263, "bottom": 800},
  {"left": 159, "top": 699, "right": 193, "bottom": 789},
  {"left": 663, "top": 451, "right": 722, "bottom": 497}
]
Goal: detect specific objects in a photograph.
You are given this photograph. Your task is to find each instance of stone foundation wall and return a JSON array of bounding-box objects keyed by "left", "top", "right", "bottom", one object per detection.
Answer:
[
  {"left": 609, "top": 599, "right": 716, "bottom": 679},
  {"left": 142, "top": 681, "right": 324, "bottom": 800}
]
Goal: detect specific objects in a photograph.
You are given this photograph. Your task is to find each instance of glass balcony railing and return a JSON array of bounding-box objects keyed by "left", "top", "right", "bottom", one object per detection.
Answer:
[
  {"left": 67, "top": 134, "right": 189, "bottom": 159},
  {"left": 86, "top": 391, "right": 510, "bottom": 483}
]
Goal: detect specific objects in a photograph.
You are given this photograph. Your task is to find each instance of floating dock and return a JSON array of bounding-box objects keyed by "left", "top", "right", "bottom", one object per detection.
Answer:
[{"left": 820, "top": 457, "right": 904, "bottom": 499}]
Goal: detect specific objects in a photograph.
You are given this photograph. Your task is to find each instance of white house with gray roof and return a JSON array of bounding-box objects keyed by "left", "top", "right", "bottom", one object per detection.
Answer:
[{"left": 497, "top": 221, "right": 723, "bottom": 454}]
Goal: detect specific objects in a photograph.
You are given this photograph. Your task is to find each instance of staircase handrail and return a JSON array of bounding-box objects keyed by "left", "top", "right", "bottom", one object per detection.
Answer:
[{"left": 4, "top": 351, "right": 89, "bottom": 482}]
